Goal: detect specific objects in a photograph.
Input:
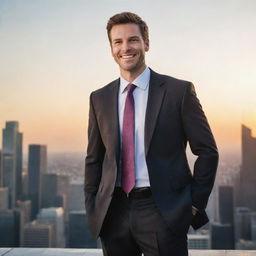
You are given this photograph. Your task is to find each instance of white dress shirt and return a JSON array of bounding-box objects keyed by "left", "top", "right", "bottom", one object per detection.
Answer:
[{"left": 117, "top": 67, "right": 151, "bottom": 187}]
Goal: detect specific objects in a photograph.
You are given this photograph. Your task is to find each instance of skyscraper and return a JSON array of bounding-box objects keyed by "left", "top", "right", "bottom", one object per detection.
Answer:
[
  {"left": 250, "top": 212, "right": 256, "bottom": 241},
  {"left": 240, "top": 125, "right": 256, "bottom": 210},
  {"left": 15, "top": 132, "right": 23, "bottom": 201},
  {"left": 219, "top": 185, "right": 234, "bottom": 224},
  {"left": 69, "top": 180, "right": 84, "bottom": 212},
  {"left": 2, "top": 121, "right": 22, "bottom": 209},
  {"left": 234, "top": 207, "right": 251, "bottom": 242},
  {"left": 0, "top": 187, "right": 8, "bottom": 210},
  {"left": 0, "top": 209, "right": 21, "bottom": 246},
  {"left": 41, "top": 173, "right": 70, "bottom": 221},
  {"left": 28, "top": 144, "right": 47, "bottom": 220},
  {"left": 2, "top": 121, "right": 23, "bottom": 208},
  {"left": 0, "top": 150, "right": 3, "bottom": 186}
]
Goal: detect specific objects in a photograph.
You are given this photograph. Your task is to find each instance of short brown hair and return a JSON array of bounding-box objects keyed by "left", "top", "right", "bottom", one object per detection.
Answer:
[{"left": 106, "top": 12, "right": 149, "bottom": 43}]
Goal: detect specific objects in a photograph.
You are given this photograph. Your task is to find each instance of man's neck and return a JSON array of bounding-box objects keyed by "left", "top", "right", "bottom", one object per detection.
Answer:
[{"left": 120, "top": 65, "right": 147, "bottom": 82}]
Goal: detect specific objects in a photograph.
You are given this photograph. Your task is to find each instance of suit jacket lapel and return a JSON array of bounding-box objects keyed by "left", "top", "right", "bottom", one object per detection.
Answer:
[
  {"left": 107, "top": 79, "right": 120, "bottom": 169},
  {"left": 145, "top": 70, "right": 166, "bottom": 156},
  {"left": 103, "top": 79, "right": 120, "bottom": 168}
]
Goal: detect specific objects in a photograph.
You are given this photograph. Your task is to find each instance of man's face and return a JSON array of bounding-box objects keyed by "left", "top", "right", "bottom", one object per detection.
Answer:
[{"left": 110, "top": 23, "right": 149, "bottom": 75}]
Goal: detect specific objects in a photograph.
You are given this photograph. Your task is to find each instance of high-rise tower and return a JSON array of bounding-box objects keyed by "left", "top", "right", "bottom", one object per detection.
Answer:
[
  {"left": 28, "top": 144, "right": 47, "bottom": 220},
  {"left": 2, "top": 121, "right": 23, "bottom": 208},
  {"left": 240, "top": 125, "right": 256, "bottom": 210}
]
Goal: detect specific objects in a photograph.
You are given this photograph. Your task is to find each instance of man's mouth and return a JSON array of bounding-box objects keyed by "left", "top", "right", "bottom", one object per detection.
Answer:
[{"left": 120, "top": 54, "right": 136, "bottom": 59}]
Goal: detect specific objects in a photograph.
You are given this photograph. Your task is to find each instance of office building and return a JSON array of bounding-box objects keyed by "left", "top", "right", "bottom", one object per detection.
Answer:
[
  {"left": 22, "top": 171, "right": 29, "bottom": 200},
  {"left": 69, "top": 180, "right": 84, "bottom": 211},
  {"left": 219, "top": 185, "right": 234, "bottom": 224},
  {"left": 17, "top": 200, "right": 31, "bottom": 224},
  {"left": 188, "top": 233, "right": 210, "bottom": 249},
  {"left": 234, "top": 207, "right": 251, "bottom": 242},
  {"left": 0, "top": 209, "right": 21, "bottom": 246},
  {"left": 236, "top": 240, "right": 256, "bottom": 250},
  {"left": 37, "top": 207, "right": 65, "bottom": 247},
  {"left": 28, "top": 144, "right": 47, "bottom": 220},
  {"left": 0, "top": 187, "right": 9, "bottom": 210},
  {"left": 0, "top": 150, "right": 3, "bottom": 186},
  {"left": 240, "top": 125, "right": 256, "bottom": 210},
  {"left": 211, "top": 222, "right": 234, "bottom": 249},
  {"left": 15, "top": 132, "right": 23, "bottom": 201},
  {"left": 68, "top": 211, "right": 97, "bottom": 248},
  {"left": 2, "top": 121, "right": 23, "bottom": 208},
  {"left": 251, "top": 212, "right": 256, "bottom": 240},
  {"left": 22, "top": 221, "right": 54, "bottom": 247},
  {"left": 41, "top": 173, "right": 70, "bottom": 221}
]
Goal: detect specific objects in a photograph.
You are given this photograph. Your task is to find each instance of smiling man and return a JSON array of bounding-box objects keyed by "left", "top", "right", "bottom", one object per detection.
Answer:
[{"left": 84, "top": 12, "right": 218, "bottom": 256}]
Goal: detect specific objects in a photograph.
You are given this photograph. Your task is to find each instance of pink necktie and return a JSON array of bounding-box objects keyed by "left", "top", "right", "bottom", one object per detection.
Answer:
[{"left": 121, "top": 84, "right": 136, "bottom": 194}]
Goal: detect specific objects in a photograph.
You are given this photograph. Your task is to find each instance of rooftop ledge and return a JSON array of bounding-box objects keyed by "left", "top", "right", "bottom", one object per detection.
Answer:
[{"left": 1, "top": 249, "right": 256, "bottom": 256}]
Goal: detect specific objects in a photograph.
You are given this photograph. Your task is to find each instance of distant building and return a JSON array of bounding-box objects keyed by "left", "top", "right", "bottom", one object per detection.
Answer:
[
  {"left": 68, "top": 211, "right": 97, "bottom": 248},
  {"left": 37, "top": 207, "right": 65, "bottom": 248},
  {"left": 22, "top": 220, "right": 54, "bottom": 247},
  {"left": 0, "top": 187, "right": 8, "bottom": 210},
  {"left": 16, "top": 131, "right": 23, "bottom": 201},
  {"left": 236, "top": 239, "right": 256, "bottom": 250},
  {"left": 22, "top": 171, "right": 29, "bottom": 200},
  {"left": 16, "top": 201, "right": 31, "bottom": 246},
  {"left": 0, "top": 209, "right": 21, "bottom": 246},
  {"left": 187, "top": 233, "right": 210, "bottom": 249},
  {"left": 239, "top": 125, "right": 256, "bottom": 210},
  {"left": 69, "top": 180, "right": 84, "bottom": 212},
  {"left": 0, "top": 150, "right": 3, "bottom": 186},
  {"left": 234, "top": 207, "right": 251, "bottom": 242},
  {"left": 250, "top": 212, "right": 256, "bottom": 241},
  {"left": 219, "top": 185, "right": 234, "bottom": 224},
  {"left": 211, "top": 222, "right": 234, "bottom": 249},
  {"left": 2, "top": 121, "right": 23, "bottom": 208},
  {"left": 17, "top": 200, "right": 31, "bottom": 224},
  {"left": 41, "top": 173, "right": 70, "bottom": 222},
  {"left": 28, "top": 144, "right": 47, "bottom": 220}
]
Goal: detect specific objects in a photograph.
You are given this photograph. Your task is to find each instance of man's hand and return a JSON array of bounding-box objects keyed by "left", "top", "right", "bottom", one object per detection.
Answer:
[{"left": 192, "top": 208, "right": 197, "bottom": 216}]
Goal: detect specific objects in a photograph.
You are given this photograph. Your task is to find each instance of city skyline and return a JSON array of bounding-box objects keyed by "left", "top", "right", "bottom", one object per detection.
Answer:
[
  {"left": 1, "top": 0, "right": 256, "bottom": 152},
  {"left": 1, "top": 119, "right": 256, "bottom": 249}
]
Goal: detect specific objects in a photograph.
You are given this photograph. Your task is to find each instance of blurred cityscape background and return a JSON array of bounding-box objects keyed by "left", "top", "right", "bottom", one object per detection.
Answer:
[
  {"left": 1, "top": 0, "right": 256, "bottom": 251},
  {"left": 1, "top": 120, "right": 256, "bottom": 250}
]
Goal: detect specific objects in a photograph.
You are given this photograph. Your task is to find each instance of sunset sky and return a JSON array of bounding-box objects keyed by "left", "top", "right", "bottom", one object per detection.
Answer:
[{"left": 1, "top": 0, "right": 256, "bottom": 154}]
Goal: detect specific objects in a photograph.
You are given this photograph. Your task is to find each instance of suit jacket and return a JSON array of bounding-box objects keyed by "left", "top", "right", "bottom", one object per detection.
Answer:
[{"left": 84, "top": 69, "right": 219, "bottom": 238}]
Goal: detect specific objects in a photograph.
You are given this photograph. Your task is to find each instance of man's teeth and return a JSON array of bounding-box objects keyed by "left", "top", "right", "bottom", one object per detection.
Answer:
[{"left": 122, "top": 55, "right": 134, "bottom": 59}]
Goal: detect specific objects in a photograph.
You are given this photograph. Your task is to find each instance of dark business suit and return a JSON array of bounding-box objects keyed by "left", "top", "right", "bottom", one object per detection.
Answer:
[{"left": 84, "top": 69, "right": 218, "bottom": 251}]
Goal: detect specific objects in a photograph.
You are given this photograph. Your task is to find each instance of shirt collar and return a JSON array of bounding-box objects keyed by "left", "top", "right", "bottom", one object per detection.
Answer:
[{"left": 120, "top": 67, "right": 150, "bottom": 93}]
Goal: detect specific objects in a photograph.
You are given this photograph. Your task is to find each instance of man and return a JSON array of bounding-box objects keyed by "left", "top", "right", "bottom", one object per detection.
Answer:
[{"left": 84, "top": 12, "right": 218, "bottom": 256}]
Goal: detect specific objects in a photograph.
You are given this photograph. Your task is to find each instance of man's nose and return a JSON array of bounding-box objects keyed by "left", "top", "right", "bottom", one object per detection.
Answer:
[{"left": 121, "top": 41, "right": 132, "bottom": 52}]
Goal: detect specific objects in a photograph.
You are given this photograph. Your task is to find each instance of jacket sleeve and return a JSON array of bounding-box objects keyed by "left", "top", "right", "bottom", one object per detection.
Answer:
[
  {"left": 181, "top": 82, "right": 219, "bottom": 210},
  {"left": 84, "top": 92, "right": 106, "bottom": 201}
]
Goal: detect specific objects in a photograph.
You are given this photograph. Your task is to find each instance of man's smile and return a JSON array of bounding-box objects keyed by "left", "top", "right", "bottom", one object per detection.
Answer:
[{"left": 120, "top": 54, "right": 136, "bottom": 59}]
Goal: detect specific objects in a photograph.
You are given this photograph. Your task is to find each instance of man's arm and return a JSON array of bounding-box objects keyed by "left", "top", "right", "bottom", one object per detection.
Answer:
[
  {"left": 181, "top": 82, "right": 219, "bottom": 211},
  {"left": 84, "top": 93, "right": 106, "bottom": 204}
]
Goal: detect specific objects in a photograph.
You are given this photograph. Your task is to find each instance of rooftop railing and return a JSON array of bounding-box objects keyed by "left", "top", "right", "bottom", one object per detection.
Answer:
[{"left": 1, "top": 248, "right": 256, "bottom": 256}]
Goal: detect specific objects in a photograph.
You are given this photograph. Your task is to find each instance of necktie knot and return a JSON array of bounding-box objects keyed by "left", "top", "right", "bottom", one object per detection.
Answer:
[{"left": 127, "top": 84, "right": 136, "bottom": 94}]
